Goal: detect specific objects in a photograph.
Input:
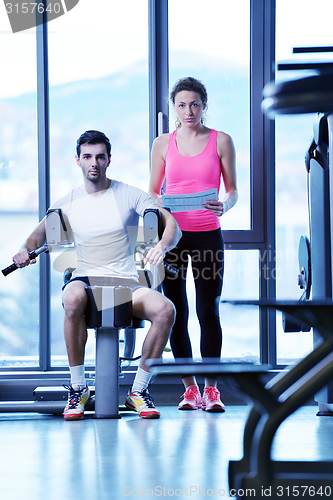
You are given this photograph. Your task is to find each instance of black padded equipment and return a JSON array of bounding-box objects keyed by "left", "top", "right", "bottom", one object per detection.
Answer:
[
  {"left": 262, "top": 73, "right": 333, "bottom": 116},
  {"left": 148, "top": 300, "right": 333, "bottom": 499}
]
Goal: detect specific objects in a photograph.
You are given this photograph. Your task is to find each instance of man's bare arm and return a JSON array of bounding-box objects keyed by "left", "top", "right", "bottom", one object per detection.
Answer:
[{"left": 12, "top": 218, "right": 47, "bottom": 268}]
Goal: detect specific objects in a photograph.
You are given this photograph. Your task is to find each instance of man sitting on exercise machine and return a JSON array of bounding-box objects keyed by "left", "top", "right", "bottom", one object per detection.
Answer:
[{"left": 12, "top": 130, "right": 181, "bottom": 421}]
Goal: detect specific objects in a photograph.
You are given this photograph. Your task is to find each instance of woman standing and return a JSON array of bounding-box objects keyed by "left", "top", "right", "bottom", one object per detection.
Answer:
[{"left": 149, "top": 77, "right": 238, "bottom": 412}]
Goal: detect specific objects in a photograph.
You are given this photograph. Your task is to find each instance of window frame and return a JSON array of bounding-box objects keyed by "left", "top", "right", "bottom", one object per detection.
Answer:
[{"left": 36, "top": 10, "right": 51, "bottom": 371}]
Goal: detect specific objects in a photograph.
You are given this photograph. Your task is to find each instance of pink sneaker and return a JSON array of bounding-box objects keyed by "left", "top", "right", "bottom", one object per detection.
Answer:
[
  {"left": 201, "top": 387, "right": 225, "bottom": 412},
  {"left": 178, "top": 385, "right": 201, "bottom": 410}
]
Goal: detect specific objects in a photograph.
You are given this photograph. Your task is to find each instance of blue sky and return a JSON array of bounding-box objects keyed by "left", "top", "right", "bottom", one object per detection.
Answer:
[{"left": 1, "top": 0, "right": 333, "bottom": 98}]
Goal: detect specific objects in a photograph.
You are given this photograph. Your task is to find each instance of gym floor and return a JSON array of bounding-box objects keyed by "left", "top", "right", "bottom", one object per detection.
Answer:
[{"left": 0, "top": 405, "right": 332, "bottom": 500}]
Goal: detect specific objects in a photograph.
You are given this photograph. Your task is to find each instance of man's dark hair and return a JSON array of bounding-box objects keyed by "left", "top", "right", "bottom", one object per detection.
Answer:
[
  {"left": 170, "top": 77, "right": 208, "bottom": 105},
  {"left": 76, "top": 130, "right": 112, "bottom": 157}
]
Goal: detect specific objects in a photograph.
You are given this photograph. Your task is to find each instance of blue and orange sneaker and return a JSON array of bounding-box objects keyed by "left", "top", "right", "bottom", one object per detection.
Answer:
[
  {"left": 125, "top": 388, "right": 160, "bottom": 419},
  {"left": 63, "top": 384, "right": 90, "bottom": 421}
]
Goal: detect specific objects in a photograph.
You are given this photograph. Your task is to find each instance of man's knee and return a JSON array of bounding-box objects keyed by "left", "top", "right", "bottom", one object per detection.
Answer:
[
  {"left": 160, "top": 298, "right": 176, "bottom": 328},
  {"left": 63, "top": 285, "right": 87, "bottom": 316}
]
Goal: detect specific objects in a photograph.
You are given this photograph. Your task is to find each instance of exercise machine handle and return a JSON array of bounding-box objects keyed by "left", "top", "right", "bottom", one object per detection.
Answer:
[
  {"left": 2, "top": 244, "right": 49, "bottom": 277},
  {"left": 163, "top": 261, "right": 179, "bottom": 278}
]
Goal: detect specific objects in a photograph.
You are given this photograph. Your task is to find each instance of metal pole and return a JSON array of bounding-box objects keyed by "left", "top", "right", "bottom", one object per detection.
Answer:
[
  {"left": 148, "top": 0, "right": 169, "bottom": 158},
  {"left": 252, "top": 0, "right": 276, "bottom": 364},
  {"left": 36, "top": 1, "right": 51, "bottom": 370},
  {"left": 94, "top": 328, "right": 121, "bottom": 418}
]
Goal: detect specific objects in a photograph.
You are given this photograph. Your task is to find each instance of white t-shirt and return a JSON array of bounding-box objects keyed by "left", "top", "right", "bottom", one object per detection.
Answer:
[{"left": 51, "top": 180, "right": 157, "bottom": 281}]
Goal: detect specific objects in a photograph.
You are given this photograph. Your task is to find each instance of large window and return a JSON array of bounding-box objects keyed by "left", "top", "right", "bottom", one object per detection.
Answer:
[
  {"left": 169, "top": 0, "right": 255, "bottom": 361},
  {"left": 0, "top": 0, "right": 263, "bottom": 371},
  {"left": 168, "top": 0, "right": 250, "bottom": 231},
  {"left": 5, "top": 0, "right": 331, "bottom": 374},
  {"left": 47, "top": 0, "right": 149, "bottom": 366},
  {"left": 0, "top": 17, "right": 40, "bottom": 367}
]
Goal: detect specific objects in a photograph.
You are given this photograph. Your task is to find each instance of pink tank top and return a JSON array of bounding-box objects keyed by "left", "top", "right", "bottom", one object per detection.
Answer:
[{"left": 164, "top": 129, "right": 221, "bottom": 231}]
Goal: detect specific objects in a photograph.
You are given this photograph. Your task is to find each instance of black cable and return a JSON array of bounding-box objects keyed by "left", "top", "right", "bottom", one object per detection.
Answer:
[{"left": 120, "top": 355, "right": 141, "bottom": 361}]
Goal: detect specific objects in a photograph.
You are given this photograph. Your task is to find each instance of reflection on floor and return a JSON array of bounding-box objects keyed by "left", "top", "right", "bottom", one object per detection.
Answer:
[{"left": 0, "top": 405, "right": 332, "bottom": 500}]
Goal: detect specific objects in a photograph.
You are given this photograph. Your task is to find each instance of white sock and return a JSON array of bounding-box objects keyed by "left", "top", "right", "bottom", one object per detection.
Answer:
[
  {"left": 132, "top": 367, "right": 152, "bottom": 393},
  {"left": 70, "top": 365, "right": 86, "bottom": 391}
]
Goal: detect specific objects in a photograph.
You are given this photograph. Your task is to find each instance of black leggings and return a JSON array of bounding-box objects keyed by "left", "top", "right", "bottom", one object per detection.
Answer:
[{"left": 163, "top": 228, "right": 224, "bottom": 360}]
